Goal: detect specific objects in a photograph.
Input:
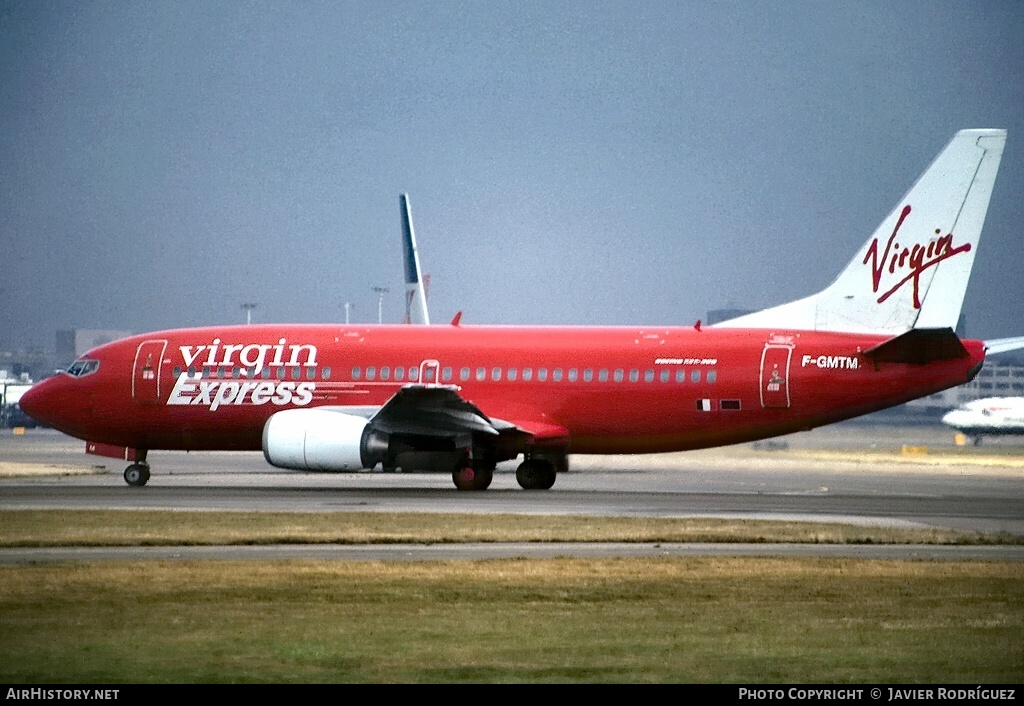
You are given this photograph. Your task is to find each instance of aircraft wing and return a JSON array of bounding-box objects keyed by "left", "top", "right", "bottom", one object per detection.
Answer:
[
  {"left": 365, "top": 385, "right": 569, "bottom": 449},
  {"left": 369, "top": 385, "right": 498, "bottom": 436}
]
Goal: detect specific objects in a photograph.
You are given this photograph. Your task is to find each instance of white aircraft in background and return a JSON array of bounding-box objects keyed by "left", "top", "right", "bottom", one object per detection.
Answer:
[
  {"left": 942, "top": 397, "right": 1024, "bottom": 444},
  {"left": 400, "top": 193, "right": 430, "bottom": 325}
]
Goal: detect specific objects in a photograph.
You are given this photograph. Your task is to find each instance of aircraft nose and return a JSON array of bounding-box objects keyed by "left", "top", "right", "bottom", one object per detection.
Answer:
[
  {"left": 941, "top": 410, "right": 964, "bottom": 427},
  {"left": 18, "top": 378, "right": 67, "bottom": 429}
]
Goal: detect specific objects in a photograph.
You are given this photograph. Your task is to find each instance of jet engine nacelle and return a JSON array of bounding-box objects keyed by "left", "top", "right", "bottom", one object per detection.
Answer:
[{"left": 263, "top": 408, "right": 386, "bottom": 471}]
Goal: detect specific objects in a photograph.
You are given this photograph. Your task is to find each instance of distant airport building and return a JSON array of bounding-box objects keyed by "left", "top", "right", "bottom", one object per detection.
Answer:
[
  {"left": 1, "top": 370, "right": 35, "bottom": 428},
  {"left": 56, "top": 329, "right": 133, "bottom": 363}
]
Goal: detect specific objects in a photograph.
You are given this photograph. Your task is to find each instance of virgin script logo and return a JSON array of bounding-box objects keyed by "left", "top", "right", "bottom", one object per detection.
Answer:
[{"left": 862, "top": 204, "right": 971, "bottom": 308}]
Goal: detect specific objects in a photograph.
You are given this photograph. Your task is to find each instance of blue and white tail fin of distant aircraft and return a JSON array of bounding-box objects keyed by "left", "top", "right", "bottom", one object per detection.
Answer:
[
  {"left": 400, "top": 193, "right": 430, "bottom": 325},
  {"left": 714, "top": 129, "right": 1006, "bottom": 335}
]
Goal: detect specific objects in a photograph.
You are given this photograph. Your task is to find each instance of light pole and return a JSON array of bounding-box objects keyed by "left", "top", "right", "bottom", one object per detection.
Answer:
[
  {"left": 371, "top": 287, "right": 388, "bottom": 325},
  {"left": 241, "top": 303, "right": 258, "bottom": 325}
]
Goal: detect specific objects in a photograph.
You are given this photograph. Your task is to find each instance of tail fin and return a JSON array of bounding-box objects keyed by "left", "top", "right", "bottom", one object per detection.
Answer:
[
  {"left": 400, "top": 193, "right": 430, "bottom": 325},
  {"left": 715, "top": 129, "right": 1006, "bottom": 334}
]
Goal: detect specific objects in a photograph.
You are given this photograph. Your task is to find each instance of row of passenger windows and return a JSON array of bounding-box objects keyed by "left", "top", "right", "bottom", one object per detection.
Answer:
[
  {"left": 352, "top": 366, "right": 718, "bottom": 384},
  {"left": 173, "top": 366, "right": 332, "bottom": 381},
  {"left": 170, "top": 364, "right": 720, "bottom": 385}
]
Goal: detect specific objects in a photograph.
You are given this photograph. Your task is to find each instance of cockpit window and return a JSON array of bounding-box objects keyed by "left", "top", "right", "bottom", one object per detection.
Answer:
[{"left": 66, "top": 359, "right": 100, "bottom": 378}]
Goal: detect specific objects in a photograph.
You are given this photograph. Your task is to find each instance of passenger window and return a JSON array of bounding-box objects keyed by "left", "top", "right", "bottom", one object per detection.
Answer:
[
  {"left": 568, "top": 369, "right": 578, "bottom": 382},
  {"left": 691, "top": 370, "right": 701, "bottom": 383},
  {"left": 460, "top": 367, "right": 470, "bottom": 381},
  {"left": 366, "top": 367, "right": 376, "bottom": 381},
  {"left": 660, "top": 370, "right": 670, "bottom": 383},
  {"left": 476, "top": 367, "right": 486, "bottom": 381},
  {"left": 395, "top": 367, "right": 404, "bottom": 381},
  {"left": 492, "top": 367, "right": 501, "bottom": 381},
  {"left": 291, "top": 367, "right": 301, "bottom": 380},
  {"left": 352, "top": 367, "right": 361, "bottom": 380},
  {"left": 583, "top": 369, "right": 593, "bottom": 382},
  {"left": 409, "top": 368, "right": 419, "bottom": 381},
  {"left": 708, "top": 370, "right": 717, "bottom": 383},
  {"left": 276, "top": 367, "right": 285, "bottom": 380},
  {"left": 523, "top": 368, "right": 533, "bottom": 381},
  {"left": 442, "top": 367, "right": 453, "bottom": 382},
  {"left": 173, "top": 366, "right": 182, "bottom": 378},
  {"left": 424, "top": 368, "right": 435, "bottom": 382},
  {"left": 599, "top": 369, "right": 608, "bottom": 382},
  {"left": 553, "top": 368, "right": 563, "bottom": 382},
  {"left": 614, "top": 369, "right": 624, "bottom": 382},
  {"left": 380, "top": 366, "right": 390, "bottom": 381},
  {"left": 629, "top": 370, "right": 639, "bottom": 382},
  {"left": 188, "top": 366, "right": 197, "bottom": 377},
  {"left": 644, "top": 370, "right": 654, "bottom": 382},
  {"left": 323, "top": 367, "right": 332, "bottom": 380},
  {"left": 675, "top": 370, "right": 686, "bottom": 383},
  {"left": 307, "top": 367, "right": 316, "bottom": 380},
  {"left": 538, "top": 368, "right": 548, "bottom": 381},
  {"left": 508, "top": 368, "right": 517, "bottom": 381},
  {"left": 261, "top": 367, "right": 271, "bottom": 379}
]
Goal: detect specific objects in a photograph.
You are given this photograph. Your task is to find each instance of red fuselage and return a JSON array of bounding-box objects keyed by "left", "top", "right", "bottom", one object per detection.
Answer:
[{"left": 21, "top": 323, "right": 985, "bottom": 456}]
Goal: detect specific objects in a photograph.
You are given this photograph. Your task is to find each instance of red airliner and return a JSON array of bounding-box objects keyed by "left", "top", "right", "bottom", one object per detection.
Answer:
[{"left": 19, "top": 129, "right": 1011, "bottom": 491}]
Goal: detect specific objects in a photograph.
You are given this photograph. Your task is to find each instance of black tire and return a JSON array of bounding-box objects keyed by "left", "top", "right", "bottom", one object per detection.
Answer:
[
  {"left": 516, "top": 459, "right": 556, "bottom": 490},
  {"left": 124, "top": 463, "right": 150, "bottom": 487},
  {"left": 452, "top": 465, "right": 493, "bottom": 491}
]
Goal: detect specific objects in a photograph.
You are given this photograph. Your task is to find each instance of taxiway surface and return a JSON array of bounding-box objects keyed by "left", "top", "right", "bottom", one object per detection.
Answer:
[{"left": 2, "top": 424, "right": 1023, "bottom": 562}]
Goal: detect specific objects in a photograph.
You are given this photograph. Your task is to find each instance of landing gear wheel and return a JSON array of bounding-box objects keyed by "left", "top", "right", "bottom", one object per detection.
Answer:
[
  {"left": 452, "top": 465, "right": 493, "bottom": 491},
  {"left": 516, "top": 459, "right": 556, "bottom": 490},
  {"left": 124, "top": 463, "right": 150, "bottom": 487}
]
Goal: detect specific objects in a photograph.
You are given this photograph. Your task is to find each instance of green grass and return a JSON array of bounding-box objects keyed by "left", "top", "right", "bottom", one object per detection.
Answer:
[
  {"left": 2, "top": 509, "right": 1021, "bottom": 547},
  {"left": 0, "top": 558, "right": 1021, "bottom": 683}
]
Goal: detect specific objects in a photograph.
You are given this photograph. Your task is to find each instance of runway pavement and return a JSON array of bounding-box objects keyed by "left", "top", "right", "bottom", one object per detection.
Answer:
[{"left": 2, "top": 423, "right": 1023, "bottom": 562}]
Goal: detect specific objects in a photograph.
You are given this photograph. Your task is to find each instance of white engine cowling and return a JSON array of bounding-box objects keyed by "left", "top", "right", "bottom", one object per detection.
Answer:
[{"left": 263, "top": 408, "right": 372, "bottom": 471}]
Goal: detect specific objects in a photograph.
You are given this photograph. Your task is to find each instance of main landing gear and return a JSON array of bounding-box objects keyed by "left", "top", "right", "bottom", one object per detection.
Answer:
[
  {"left": 452, "top": 462, "right": 494, "bottom": 491},
  {"left": 123, "top": 462, "right": 151, "bottom": 487},
  {"left": 451, "top": 454, "right": 563, "bottom": 491},
  {"left": 515, "top": 458, "right": 557, "bottom": 490}
]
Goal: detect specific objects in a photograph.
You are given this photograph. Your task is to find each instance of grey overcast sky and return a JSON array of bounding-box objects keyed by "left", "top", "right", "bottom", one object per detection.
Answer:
[{"left": 2, "top": 0, "right": 1022, "bottom": 353}]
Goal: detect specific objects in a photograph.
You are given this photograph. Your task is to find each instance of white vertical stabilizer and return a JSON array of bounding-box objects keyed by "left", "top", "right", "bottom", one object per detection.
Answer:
[
  {"left": 715, "top": 129, "right": 1006, "bottom": 334},
  {"left": 400, "top": 193, "right": 430, "bottom": 325}
]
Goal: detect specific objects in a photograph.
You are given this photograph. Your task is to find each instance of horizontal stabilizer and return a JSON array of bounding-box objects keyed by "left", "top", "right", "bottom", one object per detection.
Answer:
[
  {"left": 862, "top": 328, "right": 968, "bottom": 365},
  {"left": 984, "top": 336, "right": 1024, "bottom": 355}
]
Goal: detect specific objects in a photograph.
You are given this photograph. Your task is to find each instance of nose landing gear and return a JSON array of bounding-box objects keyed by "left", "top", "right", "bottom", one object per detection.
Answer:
[{"left": 123, "top": 462, "right": 151, "bottom": 487}]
